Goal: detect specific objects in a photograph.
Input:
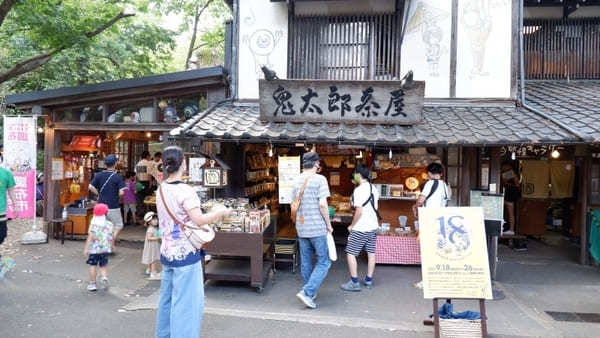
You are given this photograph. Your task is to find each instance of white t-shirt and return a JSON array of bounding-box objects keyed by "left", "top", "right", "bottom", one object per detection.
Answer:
[
  {"left": 421, "top": 179, "right": 450, "bottom": 208},
  {"left": 135, "top": 159, "right": 152, "bottom": 182},
  {"left": 351, "top": 182, "right": 380, "bottom": 232}
]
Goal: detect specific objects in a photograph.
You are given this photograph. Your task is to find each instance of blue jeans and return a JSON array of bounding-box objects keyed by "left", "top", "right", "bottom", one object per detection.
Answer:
[
  {"left": 298, "top": 235, "right": 331, "bottom": 298},
  {"left": 156, "top": 262, "right": 204, "bottom": 338}
]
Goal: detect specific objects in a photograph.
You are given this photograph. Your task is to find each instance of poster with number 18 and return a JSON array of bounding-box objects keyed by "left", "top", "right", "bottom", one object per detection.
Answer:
[{"left": 418, "top": 207, "right": 492, "bottom": 300}]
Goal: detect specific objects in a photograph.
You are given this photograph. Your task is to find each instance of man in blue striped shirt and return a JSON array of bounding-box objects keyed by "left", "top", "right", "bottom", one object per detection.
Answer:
[{"left": 293, "top": 152, "right": 333, "bottom": 309}]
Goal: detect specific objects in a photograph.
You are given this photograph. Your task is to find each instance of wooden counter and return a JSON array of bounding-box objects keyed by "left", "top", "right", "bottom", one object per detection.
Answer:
[
  {"left": 203, "top": 221, "right": 275, "bottom": 293},
  {"left": 67, "top": 206, "right": 94, "bottom": 235}
]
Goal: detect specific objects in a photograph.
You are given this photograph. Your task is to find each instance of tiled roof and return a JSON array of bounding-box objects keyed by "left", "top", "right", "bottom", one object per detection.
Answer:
[
  {"left": 6, "top": 67, "right": 224, "bottom": 105},
  {"left": 172, "top": 101, "right": 578, "bottom": 146},
  {"left": 526, "top": 80, "right": 600, "bottom": 142}
]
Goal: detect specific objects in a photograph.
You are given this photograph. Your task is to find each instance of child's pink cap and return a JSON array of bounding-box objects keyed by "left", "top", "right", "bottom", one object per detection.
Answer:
[{"left": 93, "top": 203, "right": 109, "bottom": 216}]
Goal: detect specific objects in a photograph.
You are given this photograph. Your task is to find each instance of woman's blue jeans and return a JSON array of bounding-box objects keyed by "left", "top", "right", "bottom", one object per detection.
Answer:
[
  {"left": 298, "top": 235, "right": 331, "bottom": 298},
  {"left": 156, "top": 261, "right": 204, "bottom": 338}
]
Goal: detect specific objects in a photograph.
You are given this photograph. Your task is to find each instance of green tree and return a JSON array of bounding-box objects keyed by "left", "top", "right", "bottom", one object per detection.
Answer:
[
  {"left": 151, "top": 0, "right": 230, "bottom": 69},
  {"left": 0, "top": 0, "right": 175, "bottom": 90}
]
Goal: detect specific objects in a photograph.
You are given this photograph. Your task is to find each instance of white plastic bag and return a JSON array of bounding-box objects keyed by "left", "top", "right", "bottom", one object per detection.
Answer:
[{"left": 327, "top": 233, "right": 337, "bottom": 261}]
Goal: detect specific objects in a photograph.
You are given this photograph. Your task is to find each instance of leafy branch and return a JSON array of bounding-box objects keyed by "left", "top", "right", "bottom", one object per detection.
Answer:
[{"left": 0, "top": 9, "right": 134, "bottom": 84}]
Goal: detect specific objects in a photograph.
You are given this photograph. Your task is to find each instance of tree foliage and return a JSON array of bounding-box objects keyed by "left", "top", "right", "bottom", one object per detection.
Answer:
[
  {"left": 150, "top": 0, "right": 230, "bottom": 69},
  {"left": 0, "top": 0, "right": 175, "bottom": 94}
]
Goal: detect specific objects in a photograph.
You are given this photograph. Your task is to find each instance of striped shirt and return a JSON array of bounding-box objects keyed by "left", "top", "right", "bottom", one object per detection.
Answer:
[{"left": 292, "top": 172, "right": 330, "bottom": 238}]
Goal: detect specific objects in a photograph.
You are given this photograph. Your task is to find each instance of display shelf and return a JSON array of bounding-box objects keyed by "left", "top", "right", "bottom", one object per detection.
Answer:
[
  {"left": 379, "top": 196, "right": 418, "bottom": 201},
  {"left": 203, "top": 221, "right": 275, "bottom": 292}
]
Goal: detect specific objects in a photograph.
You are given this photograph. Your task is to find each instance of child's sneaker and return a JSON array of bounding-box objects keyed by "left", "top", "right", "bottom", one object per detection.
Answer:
[
  {"left": 145, "top": 268, "right": 150, "bottom": 275},
  {"left": 87, "top": 281, "right": 97, "bottom": 292},
  {"left": 362, "top": 278, "right": 373, "bottom": 289},
  {"left": 101, "top": 277, "right": 109, "bottom": 290}
]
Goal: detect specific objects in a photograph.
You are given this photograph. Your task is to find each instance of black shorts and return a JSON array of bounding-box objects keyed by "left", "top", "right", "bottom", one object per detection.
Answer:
[
  {"left": 345, "top": 230, "right": 377, "bottom": 256},
  {"left": 0, "top": 219, "right": 7, "bottom": 245},
  {"left": 86, "top": 253, "right": 109, "bottom": 267}
]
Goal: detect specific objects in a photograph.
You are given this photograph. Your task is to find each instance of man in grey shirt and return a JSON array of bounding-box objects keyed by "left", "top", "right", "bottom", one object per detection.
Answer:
[{"left": 293, "top": 152, "right": 333, "bottom": 309}]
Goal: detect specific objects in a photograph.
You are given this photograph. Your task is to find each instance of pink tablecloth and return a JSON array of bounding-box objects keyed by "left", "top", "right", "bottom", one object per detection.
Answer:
[{"left": 375, "top": 235, "right": 421, "bottom": 265}]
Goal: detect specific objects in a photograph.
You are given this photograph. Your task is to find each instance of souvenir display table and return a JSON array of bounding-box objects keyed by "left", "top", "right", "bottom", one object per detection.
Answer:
[{"left": 203, "top": 221, "right": 275, "bottom": 293}]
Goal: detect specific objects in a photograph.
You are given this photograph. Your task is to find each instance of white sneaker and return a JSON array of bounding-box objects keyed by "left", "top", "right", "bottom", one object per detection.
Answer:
[
  {"left": 145, "top": 268, "right": 150, "bottom": 275},
  {"left": 148, "top": 273, "right": 162, "bottom": 281},
  {"left": 101, "top": 277, "right": 109, "bottom": 290},
  {"left": 87, "top": 281, "right": 97, "bottom": 292},
  {"left": 503, "top": 230, "right": 515, "bottom": 236}
]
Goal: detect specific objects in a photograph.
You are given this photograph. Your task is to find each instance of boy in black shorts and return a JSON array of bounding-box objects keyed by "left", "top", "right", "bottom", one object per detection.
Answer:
[{"left": 341, "top": 164, "right": 380, "bottom": 292}]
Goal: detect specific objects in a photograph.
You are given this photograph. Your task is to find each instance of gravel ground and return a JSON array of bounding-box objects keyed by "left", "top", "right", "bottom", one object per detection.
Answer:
[{"left": 1, "top": 218, "right": 45, "bottom": 257}]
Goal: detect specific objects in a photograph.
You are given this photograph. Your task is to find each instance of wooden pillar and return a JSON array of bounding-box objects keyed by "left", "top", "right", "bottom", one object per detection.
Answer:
[
  {"left": 206, "top": 86, "right": 227, "bottom": 107},
  {"left": 580, "top": 154, "right": 591, "bottom": 265},
  {"left": 460, "top": 147, "right": 477, "bottom": 206},
  {"left": 43, "top": 126, "right": 62, "bottom": 221},
  {"left": 489, "top": 147, "right": 502, "bottom": 193}
]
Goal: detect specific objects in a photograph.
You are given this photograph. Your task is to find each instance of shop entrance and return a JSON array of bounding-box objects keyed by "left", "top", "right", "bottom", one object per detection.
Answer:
[
  {"left": 486, "top": 145, "right": 584, "bottom": 263},
  {"left": 53, "top": 130, "right": 161, "bottom": 236}
]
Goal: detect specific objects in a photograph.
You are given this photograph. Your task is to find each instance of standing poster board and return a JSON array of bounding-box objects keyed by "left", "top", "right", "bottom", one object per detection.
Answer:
[
  {"left": 470, "top": 190, "right": 504, "bottom": 221},
  {"left": 419, "top": 207, "right": 492, "bottom": 300},
  {"left": 278, "top": 156, "right": 300, "bottom": 204}
]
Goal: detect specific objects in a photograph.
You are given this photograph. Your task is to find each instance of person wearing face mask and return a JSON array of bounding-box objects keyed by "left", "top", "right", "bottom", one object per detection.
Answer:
[
  {"left": 341, "top": 164, "right": 380, "bottom": 292},
  {"left": 292, "top": 152, "right": 333, "bottom": 309}
]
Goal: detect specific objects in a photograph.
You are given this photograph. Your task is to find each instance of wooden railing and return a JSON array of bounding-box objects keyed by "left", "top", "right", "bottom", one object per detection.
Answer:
[{"left": 524, "top": 18, "right": 600, "bottom": 80}]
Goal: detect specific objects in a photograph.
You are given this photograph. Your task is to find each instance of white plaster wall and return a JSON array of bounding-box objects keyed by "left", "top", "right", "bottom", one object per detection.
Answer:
[
  {"left": 295, "top": 0, "right": 395, "bottom": 16},
  {"left": 238, "top": 0, "right": 288, "bottom": 100},
  {"left": 400, "top": 0, "right": 452, "bottom": 98},
  {"left": 456, "top": 0, "right": 512, "bottom": 98}
]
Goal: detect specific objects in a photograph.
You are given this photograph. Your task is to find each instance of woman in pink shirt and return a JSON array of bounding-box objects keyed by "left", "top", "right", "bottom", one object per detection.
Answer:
[{"left": 155, "top": 146, "right": 231, "bottom": 338}]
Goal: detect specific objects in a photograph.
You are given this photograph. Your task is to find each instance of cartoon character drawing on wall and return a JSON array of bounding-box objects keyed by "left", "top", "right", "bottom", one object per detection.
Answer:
[
  {"left": 461, "top": 0, "right": 497, "bottom": 78},
  {"left": 242, "top": 29, "right": 284, "bottom": 77},
  {"left": 405, "top": 1, "right": 450, "bottom": 77},
  {"left": 423, "top": 24, "right": 444, "bottom": 77}
]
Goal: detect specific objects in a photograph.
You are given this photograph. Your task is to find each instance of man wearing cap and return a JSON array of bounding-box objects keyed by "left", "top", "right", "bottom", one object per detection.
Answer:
[
  {"left": 89, "top": 155, "right": 126, "bottom": 246},
  {"left": 292, "top": 152, "right": 333, "bottom": 309}
]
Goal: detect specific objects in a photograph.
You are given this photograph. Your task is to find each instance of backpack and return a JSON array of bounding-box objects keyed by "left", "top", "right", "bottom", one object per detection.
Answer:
[
  {"left": 424, "top": 180, "right": 448, "bottom": 206},
  {"left": 352, "top": 183, "right": 382, "bottom": 221}
]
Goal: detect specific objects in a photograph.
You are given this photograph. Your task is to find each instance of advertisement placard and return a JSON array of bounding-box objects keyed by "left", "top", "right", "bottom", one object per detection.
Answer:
[
  {"left": 278, "top": 156, "right": 300, "bottom": 204},
  {"left": 3, "top": 116, "right": 37, "bottom": 219},
  {"left": 419, "top": 207, "right": 492, "bottom": 300}
]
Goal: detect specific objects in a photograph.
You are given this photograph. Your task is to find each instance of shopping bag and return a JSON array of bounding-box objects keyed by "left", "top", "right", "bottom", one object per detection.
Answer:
[{"left": 327, "top": 233, "right": 337, "bottom": 261}]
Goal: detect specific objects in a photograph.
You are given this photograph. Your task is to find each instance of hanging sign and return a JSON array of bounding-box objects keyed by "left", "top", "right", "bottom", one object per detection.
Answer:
[
  {"left": 3, "top": 116, "right": 37, "bottom": 219},
  {"left": 278, "top": 156, "right": 300, "bottom": 204},
  {"left": 259, "top": 79, "right": 425, "bottom": 125},
  {"left": 418, "top": 207, "right": 492, "bottom": 300}
]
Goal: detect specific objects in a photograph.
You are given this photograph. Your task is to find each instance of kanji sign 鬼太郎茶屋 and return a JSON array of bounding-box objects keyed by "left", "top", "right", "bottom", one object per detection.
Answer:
[
  {"left": 259, "top": 79, "right": 425, "bottom": 125},
  {"left": 418, "top": 207, "right": 492, "bottom": 300}
]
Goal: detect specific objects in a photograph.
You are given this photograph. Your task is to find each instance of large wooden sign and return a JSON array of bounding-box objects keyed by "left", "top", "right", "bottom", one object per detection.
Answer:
[
  {"left": 419, "top": 207, "right": 492, "bottom": 300},
  {"left": 259, "top": 79, "right": 425, "bottom": 125}
]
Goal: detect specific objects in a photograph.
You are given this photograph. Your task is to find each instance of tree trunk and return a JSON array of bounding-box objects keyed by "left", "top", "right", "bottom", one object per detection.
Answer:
[
  {"left": 184, "top": 0, "right": 214, "bottom": 70},
  {"left": 0, "top": 0, "right": 17, "bottom": 28},
  {"left": 0, "top": 11, "right": 134, "bottom": 85}
]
